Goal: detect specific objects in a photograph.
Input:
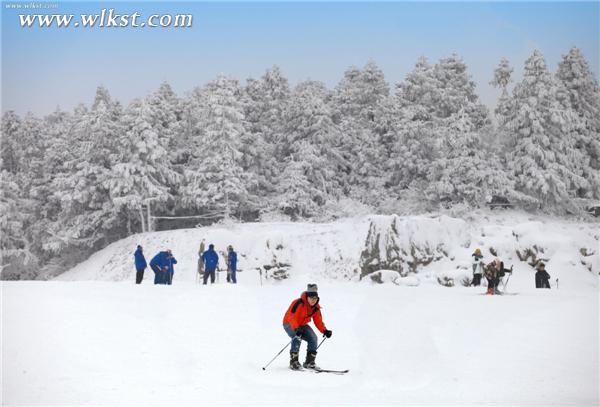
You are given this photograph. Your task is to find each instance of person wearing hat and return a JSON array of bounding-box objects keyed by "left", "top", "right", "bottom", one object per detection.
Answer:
[
  {"left": 226, "top": 245, "right": 238, "bottom": 284},
  {"left": 134, "top": 245, "right": 147, "bottom": 284},
  {"left": 484, "top": 257, "right": 504, "bottom": 295},
  {"left": 201, "top": 244, "right": 219, "bottom": 285},
  {"left": 471, "top": 248, "right": 484, "bottom": 286},
  {"left": 535, "top": 263, "right": 551, "bottom": 289},
  {"left": 165, "top": 249, "right": 178, "bottom": 285},
  {"left": 282, "top": 284, "right": 332, "bottom": 370},
  {"left": 149, "top": 249, "right": 174, "bottom": 285}
]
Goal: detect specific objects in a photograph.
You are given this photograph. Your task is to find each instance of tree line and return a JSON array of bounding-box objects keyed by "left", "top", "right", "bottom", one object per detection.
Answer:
[{"left": 1, "top": 47, "right": 598, "bottom": 280}]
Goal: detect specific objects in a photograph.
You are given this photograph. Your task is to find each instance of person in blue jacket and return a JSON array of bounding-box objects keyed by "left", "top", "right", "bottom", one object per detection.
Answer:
[
  {"left": 150, "top": 250, "right": 174, "bottom": 285},
  {"left": 202, "top": 244, "right": 219, "bottom": 285},
  {"left": 134, "top": 245, "right": 147, "bottom": 284},
  {"left": 226, "top": 245, "right": 238, "bottom": 284},
  {"left": 165, "top": 250, "right": 178, "bottom": 285}
]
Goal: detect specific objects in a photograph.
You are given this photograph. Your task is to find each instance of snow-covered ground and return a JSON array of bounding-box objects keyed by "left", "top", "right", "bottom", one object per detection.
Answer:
[
  {"left": 3, "top": 280, "right": 598, "bottom": 405},
  {"left": 3, "top": 213, "right": 599, "bottom": 405}
]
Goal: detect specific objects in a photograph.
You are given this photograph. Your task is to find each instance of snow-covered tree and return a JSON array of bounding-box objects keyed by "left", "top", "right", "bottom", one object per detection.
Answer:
[
  {"left": 426, "top": 111, "right": 512, "bottom": 205},
  {"left": 556, "top": 47, "right": 600, "bottom": 198},
  {"left": 505, "top": 50, "right": 587, "bottom": 208},
  {"left": 48, "top": 87, "right": 125, "bottom": 252},
  {"left": 241, "top": 66, "right": 291, "bottom": 207},
  {"left": 276, "top": 80, "right": 346, "bottom": 217},
  {"left": 1, "top": 111, "right": 22, "bottom": 174},
  {"left": 111, "top": 94, "right": 181, "bottom": 233},
  {"left": 331, "top": 61, "right": 389, "bottom": 204},
  {"left": 182, "top": 75, "right": 253, "bottom": 218}
]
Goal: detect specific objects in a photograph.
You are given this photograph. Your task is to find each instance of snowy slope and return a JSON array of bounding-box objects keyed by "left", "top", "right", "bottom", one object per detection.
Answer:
[
  {"left": 55, "top": 212, "right": 598, "bottom": 292},
  {"left": 3, "top": 213, "right": 599, "bottom": 405},
  {"left": 2, "top": 280, "right": 598, "bottom": 405},
  {"left": 56, "top": 218, "right": 371, "bottom": 283}
]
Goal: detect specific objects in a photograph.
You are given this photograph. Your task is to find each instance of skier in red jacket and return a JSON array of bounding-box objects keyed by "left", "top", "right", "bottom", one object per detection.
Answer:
[{"left": 282, "top": 284, "right": 332, "bottom": 370}]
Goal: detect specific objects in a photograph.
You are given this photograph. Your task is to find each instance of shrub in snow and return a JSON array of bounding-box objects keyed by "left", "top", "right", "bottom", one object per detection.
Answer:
[{"left": 363, "top": 269, "right": 401, "bottom": 284}]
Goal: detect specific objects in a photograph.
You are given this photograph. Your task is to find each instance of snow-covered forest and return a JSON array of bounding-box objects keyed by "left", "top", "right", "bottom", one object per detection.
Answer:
[{"left": 1, "top": 47, "right": 599, "bottom": 280}]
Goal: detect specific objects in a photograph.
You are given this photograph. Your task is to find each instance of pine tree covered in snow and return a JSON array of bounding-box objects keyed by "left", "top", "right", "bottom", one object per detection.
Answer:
[
  {"left": 1, "top": 111, "right": 22, "bottom": 175},
  {"left": 0, "top": 168, "right": 38, "bottom": 279},
  {"left": 241, "top": 66, "right": 290, "bottom": 211},
  {"left": 556, "top": 47, "right": 600, "bottom": 199},
  {"left": 182, "top": 75, "right": 253, "bottom": 217},
  {"left": 505, "top": 50, "right": 588, "bottom": 209},
  {"left": 112, "top": 88, "right": 181, "bottom": 233},
  {"left": 490, "top": 58, "right": 514, "bottom": 149},
  {"left": 277, "top": 81, "right": 346, "bottom": 218},
  {"left": 48, "top": 87, "right": 125, "bottom": 252},
  {"left": 384, "top": 56, "right": 438, "bottom": 195},
  {"left": 332, "top": 61, "right": 389, "bottom": 205}
]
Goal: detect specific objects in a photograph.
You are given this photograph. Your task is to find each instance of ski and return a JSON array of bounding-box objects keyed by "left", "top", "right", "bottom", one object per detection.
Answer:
[
  {"left": 291, "top": 367, "right": 349, "bottom": 374},
  {"left": 313, "top": 368, "right": 349, "bottom": 375}
]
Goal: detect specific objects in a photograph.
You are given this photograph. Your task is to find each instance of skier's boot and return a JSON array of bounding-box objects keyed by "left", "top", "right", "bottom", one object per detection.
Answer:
[
  {"left": 289, "top": 352, "right": 301, "bottom": 370},
  {"left": 303, "top": 351, "right": 318, "bottom": 370},
  {"left": 487, "top": 287, "right": 494, "bottom": 295}
]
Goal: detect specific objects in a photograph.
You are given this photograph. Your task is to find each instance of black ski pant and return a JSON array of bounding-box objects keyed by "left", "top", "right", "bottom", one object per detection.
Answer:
[
  {"left": 135, "top": 268, "right": 145, "bottom": 284},
  {"left": 486, "top": 276, "right": 499, "bottom": 290},
  {"left": 472, "top": 274, "right": 482, "bottom": 286},
  {"left": 203, "top": 268, "right": 216, "bottom": 284}
]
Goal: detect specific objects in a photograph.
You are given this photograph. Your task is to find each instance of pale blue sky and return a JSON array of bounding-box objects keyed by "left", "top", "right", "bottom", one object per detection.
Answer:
[{"left": 2, "top": 1, "right": 598, "bottom": 115}]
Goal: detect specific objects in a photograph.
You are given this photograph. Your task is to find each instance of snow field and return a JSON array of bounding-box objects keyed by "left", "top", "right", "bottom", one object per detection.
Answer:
[{"left": 3, "top": 280, "right": 598, "bottom": 405}]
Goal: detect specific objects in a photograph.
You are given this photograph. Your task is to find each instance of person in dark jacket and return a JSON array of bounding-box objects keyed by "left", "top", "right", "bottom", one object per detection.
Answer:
[
  {"left": 535, "top": 263, "right": 551, "bottom": 289},
  {"left": 150, "top": 250, "right": 174, "bottom": 285},
  {"left": 226, "top": 245, "right": 238, "bottom": 284},
  {"left": 134, "top": 245, "right": 147, "bottom": 284},
  {"left": 165, "top": 250, "right": 178, "bottom": 285},
  {"left": 282, "top": 284, "right": 332, "bottom": 370},
  {"left": 202, "top": 244, "right": 219, "bottom": 285}
]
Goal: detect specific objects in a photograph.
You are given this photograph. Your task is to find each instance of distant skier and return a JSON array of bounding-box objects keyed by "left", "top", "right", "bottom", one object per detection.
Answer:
[
  {"left": 165, "top": 250, "right": 178, "bottom": 285},
  {"left": 226, "top": 245, "right": 238, "bottom": 284},
  {"left": 150, "top": 249, "right": 174, "bottom": 285},
  {"left": 471, "top": 248, "right": 484, "bottom": 286},
  {"left": 282, "top": 284, "right": 332, "bottom": 370},
  {"left": 134, "top": 245, "right": 147, "bottom": 284},
  {"left": 535, "top": 263, "right": 551, "bottom": 289},
  {"left": 484, "top": 258, "right": 504, "bottom": 295},
  {"left": 202, "top": 244, "right": 219, "bottom": 285}
]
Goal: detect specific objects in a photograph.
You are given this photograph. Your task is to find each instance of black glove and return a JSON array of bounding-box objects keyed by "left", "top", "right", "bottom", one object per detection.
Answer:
[
  {"left": 295, "top": 329, "right": 303, "bottom": 338},
  {"left": 323, "top": 329, "right": 332, "bottom": 338}
]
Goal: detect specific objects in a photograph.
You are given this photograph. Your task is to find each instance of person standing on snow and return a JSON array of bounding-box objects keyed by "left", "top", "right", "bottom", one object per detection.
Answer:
[
  {"left": 484, "top": 258, "right": 504, "bottom": 295},
  {"left": 202, "top": 244, "right": 219, "bottom": 285},
  {"left": 471, "top": 248, "right": 484, "bottom": 286},
  {"left": 282, "top": 284, "right": 332, "bottom": 370},
  {"left": 165, "top": 250, "right": 178, "bottom": 285},
  {"left": 150, "top": 249, "right": 174, "bottom": 285},
  {"left": 134, "top": 245, "right": 147, "bottom": 284},
  {"left": 226, "top": 245, "right": 238, "bottom": 284},
  {"left": 535, "top": 263, "right": 551, "bottom": 289},
  {"left": 197, "top": 239, "right": 206, "bottom": 282}
]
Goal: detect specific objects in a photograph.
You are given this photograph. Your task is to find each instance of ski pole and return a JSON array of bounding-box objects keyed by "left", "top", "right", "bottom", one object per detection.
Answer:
[
  {"left": 262, "top": 338, "right": 293, "bottom": 371},
  {"left": 316, "top": 336, "right": 327, "bottom": 350}
]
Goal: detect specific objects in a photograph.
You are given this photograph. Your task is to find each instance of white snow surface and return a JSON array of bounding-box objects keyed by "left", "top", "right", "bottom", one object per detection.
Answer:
[{"left": 3, "top": 213, "right": 599, "bottom": 405}]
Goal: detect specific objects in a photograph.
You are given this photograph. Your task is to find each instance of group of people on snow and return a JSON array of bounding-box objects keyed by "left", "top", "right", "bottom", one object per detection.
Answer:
[
  {"left": 133, "top": 242, "right": 238, "bottom": 285},
  {"left": 470, "top": 248, "right": 551, "bottom": 293},
  {"left": 196, "top": 240, "right": 238, "bottom": 285}
]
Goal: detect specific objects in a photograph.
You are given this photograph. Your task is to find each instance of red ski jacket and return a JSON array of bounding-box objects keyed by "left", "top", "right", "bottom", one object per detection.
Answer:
[{"left": 282, "top": 292, "right": 327, "bottom": 333}]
